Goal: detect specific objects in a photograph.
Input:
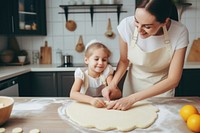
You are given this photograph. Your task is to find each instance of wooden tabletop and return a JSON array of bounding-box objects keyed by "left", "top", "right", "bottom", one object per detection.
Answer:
[{"left": 1, "top": 97, "right": 200, "bottom": 133}]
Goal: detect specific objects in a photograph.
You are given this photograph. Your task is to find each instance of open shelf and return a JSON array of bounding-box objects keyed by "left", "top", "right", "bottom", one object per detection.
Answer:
[{"left": 59, "top": 4, "right": 127, "bottom": 26}]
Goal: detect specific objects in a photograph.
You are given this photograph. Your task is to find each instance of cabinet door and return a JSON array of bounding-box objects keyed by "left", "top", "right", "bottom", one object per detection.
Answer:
[
  {"left": 0, "top": 0, "right": 46, "bottom": 35},
  {"left": 0, "top": 0, "right": 13, "bottom": 34},
  {"left": 175, "top": 69, "right": 200, "bottom": 97},
  {"left": 57, "top": 72, "right": 74, "bottom": 97},
  {"left": 18, "top": 72, "right": 31, "bottom": 96},
  {"left": 31, "top": 72, "right": 57, "bottom": 97}
]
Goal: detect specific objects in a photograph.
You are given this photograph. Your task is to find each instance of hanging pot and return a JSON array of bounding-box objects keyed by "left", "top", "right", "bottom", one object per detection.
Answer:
[
  {"left": 75, "top": 35, "right": 85, "bottom": 53},
  {"left": 66, "top": 20, "right": 77, "bottom": 31}
]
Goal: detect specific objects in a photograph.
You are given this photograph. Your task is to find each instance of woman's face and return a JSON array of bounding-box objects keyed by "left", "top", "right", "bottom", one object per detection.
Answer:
[{"left": 135, "top": 8, "right": 165, "bottom": 39}]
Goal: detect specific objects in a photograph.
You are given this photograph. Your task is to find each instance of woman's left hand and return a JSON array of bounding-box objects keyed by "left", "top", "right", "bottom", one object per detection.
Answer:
[{"left": 106, "top": 96, "right": 135, "bottom": 111}]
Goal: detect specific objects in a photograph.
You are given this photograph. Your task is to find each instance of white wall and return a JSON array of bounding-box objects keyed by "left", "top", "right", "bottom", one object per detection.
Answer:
[{"left": 1, "top": 0, "right": 200, "bottom": 64}]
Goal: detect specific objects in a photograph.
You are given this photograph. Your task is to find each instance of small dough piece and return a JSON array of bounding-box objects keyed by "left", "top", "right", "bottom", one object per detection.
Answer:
[
  {"left": 29, "top": 129, "right": 40, "bottom": 133},
  {"left": 12, "top": 127, "right": 23, "bottom": 133},
  {"left": 0, "top": 128, "right": 6, "bottom": 133},
  {"left": 0, "top": 103, "right": 4, "bottom": 108}
]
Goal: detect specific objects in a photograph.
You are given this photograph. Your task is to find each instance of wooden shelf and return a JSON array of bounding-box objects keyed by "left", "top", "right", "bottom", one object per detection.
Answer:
[{"left": 59, "top": 4, "right": 127, "bottom": 26}]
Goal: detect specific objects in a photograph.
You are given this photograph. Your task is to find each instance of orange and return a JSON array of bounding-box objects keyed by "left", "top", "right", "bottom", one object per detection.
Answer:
[
  {"left": 187, "top": 114, "right": 200, "bottom": 132},
  {"left": 180, "top": 105, "right": 199, "bottom": 122}
]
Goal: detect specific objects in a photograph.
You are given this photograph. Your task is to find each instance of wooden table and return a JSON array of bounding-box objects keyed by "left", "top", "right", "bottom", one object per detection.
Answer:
[{"left": 1, "top": 97, "right": 200, "bottom": 133}]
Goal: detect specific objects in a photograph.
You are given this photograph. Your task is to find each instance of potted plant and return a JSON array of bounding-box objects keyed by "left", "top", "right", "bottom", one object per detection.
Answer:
[{"left": 17, "top": 50, "right": 28, "bottom": 63}]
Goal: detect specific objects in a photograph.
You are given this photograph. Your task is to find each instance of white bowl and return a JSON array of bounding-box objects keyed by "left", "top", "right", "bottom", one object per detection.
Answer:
[{"left": 0, "top": 96, "right": 14, "bottom": 126}]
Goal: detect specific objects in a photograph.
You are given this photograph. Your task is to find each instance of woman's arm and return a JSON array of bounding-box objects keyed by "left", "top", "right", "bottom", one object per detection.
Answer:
[
  {"left": 70, "top": 78, "right": 106, "bottom": 108},
  {"left": 111, "top": 36, "right": 130, "bottom": 88},
  {"left": 102, "top": 36, "right": 129, "bottom": 100},
  {"left": 107, "top": 47, "right": 187, "bottom": 110}
]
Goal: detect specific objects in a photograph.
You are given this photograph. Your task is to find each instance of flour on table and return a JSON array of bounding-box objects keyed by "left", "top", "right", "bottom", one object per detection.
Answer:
[
  {"left": 66, "top": 101, "right": 159, "bottom": 132},
  {"left": 0, "top": 103, "right": 4, "bottom": 108}
]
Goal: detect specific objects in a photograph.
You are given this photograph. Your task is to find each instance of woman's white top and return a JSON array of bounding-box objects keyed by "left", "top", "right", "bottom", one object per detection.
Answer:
[{"left": 117, "top": 16, "right": 189, "bottom": 52}]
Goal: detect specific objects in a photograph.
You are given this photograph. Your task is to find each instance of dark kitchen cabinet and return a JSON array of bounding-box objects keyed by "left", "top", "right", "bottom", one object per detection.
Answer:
[
  {"left": 0, "top": 0, "right": 46, "bottom": 35},
  {"left": 30, "top": 72, "right": 57, "bottom": 97},
  {"left": 29, "top": 71, "right": 126, "bottom": 97},
  {"left": 57, "top": 72, "right": 74, "bottom": 97},
  {"left": 18, "top": 72, "right": 31, "bottom": 96},
  {"left": 175, "top": 69, "right": 200, "bottom": 97},
  {"left": 30, "top": 72, "right": 74, "bottom": 97}
]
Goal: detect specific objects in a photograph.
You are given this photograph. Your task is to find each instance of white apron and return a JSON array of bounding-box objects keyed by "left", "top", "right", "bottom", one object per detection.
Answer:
[
  {"left": 82, "top": 70, "right": 107, "bottom": 97},
  {"left": 123, "top": 26, "right": 174, "bottom": 97}
]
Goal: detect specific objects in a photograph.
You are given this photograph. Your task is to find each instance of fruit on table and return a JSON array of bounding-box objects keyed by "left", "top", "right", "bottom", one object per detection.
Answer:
[
  {"left": 180, "top": 105, "right": 199, "bottom": 122},
  {"left": 187, "top": 114, "right": 200, "bottom": 133}
]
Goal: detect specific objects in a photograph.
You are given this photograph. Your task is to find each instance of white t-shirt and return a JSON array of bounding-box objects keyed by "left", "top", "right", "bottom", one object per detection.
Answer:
[
  {"left": 74, "top": 64, "right": 114, "bottom": 96},
  {"left": 117, "top": 16, "right": 189, "bottom": 52}
]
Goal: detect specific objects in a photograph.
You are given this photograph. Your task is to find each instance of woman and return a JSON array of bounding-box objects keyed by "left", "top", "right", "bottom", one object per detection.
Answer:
[{"left": 102, "top": 0, "right": 189, "bottom": 110}]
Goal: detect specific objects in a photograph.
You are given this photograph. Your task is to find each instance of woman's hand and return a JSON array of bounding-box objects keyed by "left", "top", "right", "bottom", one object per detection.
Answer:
[
  {"left": 90, "top": 98, "right": 106, "bottom": 108},
  {"left": 106, "top": 96, "right": 135, "bottom": 111}
]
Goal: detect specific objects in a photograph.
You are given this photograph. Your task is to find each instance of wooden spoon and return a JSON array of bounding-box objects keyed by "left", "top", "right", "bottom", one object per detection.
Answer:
[
  {"left": 75, "top": 35, "right": 85, "bottom": 53},
  {"left": 104, "top": 18, "right": 115, "bottom": 39}
]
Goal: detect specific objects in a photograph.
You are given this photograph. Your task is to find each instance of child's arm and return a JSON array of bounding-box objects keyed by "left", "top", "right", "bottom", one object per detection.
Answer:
[{"left": 70, "top": 77, "right": 106, "bottom": 108}]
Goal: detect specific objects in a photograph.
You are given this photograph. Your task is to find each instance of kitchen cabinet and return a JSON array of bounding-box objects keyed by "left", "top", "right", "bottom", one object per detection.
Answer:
[
  {"left": 30, "top": 72, "right": 74, "bottom": 97},
  {"left": 0, "top": 0, "right": 46, "bottom": 35},
  {"left": 175, "top": 69, "right": 200, "bottom": 97},
  {"left": 30, "top": 72, "right": 57, "bottom": 97},
  {"left": 57, "top": 72, "right": 74, "bottom": 97},
  {"left": 29, "top": 71, "right": 126, "bottom": 97},
  {"left": 18, "top": 72, "right": 31, "bottom": 96}
]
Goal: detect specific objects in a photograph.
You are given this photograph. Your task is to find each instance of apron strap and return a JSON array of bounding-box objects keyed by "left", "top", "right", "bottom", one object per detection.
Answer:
[
  {"left": 162, "top": 26, "right": 170, "bottom": 44},
  {"left": 82, "top": 69, "right": 89, "bottom": 94},
  {"left": 132, "top": 26, "right": 170, "bottom": 46},
  {"left": 131, "top": 28, "right": 138, "bottom": 47}
]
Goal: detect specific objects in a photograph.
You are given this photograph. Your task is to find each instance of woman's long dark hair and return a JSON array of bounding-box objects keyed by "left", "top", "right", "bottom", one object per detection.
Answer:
[{"left": 136, "top": 0, "right": 178, "bottom": 23}]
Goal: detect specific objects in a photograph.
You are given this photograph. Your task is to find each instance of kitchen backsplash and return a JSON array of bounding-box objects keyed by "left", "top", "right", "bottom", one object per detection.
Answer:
[{"left": 0, "top": 0, "right": 200, "bottom": 65}]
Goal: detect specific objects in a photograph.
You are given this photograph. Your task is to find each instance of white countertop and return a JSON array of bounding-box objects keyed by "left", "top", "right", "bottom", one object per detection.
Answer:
[{"left": 0, "top": 62, "right": 200, "bottom": 81}]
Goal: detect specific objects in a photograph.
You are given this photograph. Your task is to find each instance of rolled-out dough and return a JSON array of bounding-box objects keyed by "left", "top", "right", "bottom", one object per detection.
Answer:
[{"left": 66, "top": 101, "right": 159, "bottom": 132}]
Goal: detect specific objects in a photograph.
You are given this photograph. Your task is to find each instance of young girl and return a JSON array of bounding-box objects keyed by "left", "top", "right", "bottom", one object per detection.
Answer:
[{"left": 70, "top": 40, "right": 121, "bottom": 108}]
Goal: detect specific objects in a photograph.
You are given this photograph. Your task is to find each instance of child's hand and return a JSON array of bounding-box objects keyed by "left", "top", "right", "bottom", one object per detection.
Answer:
[
  {"left": 101, "top": 87, "right": 111, "bottom": 101},
  {"left": 91, "top": 98, "right": 106, "bottom": 108}
]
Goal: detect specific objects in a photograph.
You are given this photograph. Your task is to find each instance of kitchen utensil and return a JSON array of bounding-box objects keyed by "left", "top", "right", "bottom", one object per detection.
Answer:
[
  {"left": 63, "top": 55, "right": 73, "bottom": 67},
  {"left": 0, "top": 96, "right": 14, "bottom": 126},
  {"left": 18, "top": 56, "right": 26, "bottom": 63},
  {"left": 66, "top": 20, "right": 77, "bottom": 31},
  {"left": 104, "top": 18, "right": 115, "bottom": 39},
  {"left": 0, "top": 50, "right": 14, "bottom": 63},
  {"left": 75, "top": 35, "right": 85, "bottom": 53},
  {"left": 32, "top": 50, "right": 40, "bottom": 64},
  {"left": 40, "top": 41, "right": 52, "bottom": 64},
  {"left": 187, "top": 38, "right": 200, "bottom": 62}
]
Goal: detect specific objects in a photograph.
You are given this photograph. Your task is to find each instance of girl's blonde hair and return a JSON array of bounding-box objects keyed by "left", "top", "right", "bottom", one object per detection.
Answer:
[{"left": 85, "top": 42, "right": 111, "bottom": 58}]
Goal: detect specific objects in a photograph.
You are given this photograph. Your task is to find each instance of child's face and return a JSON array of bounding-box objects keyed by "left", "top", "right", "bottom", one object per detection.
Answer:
[{"left": 85, "top": 48, "right": 109, "bottom": 74}]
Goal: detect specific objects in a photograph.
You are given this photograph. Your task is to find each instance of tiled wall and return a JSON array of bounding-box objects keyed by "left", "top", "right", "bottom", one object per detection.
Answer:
[{"left": 0, "top": 0, "right": 200, "bottom": 64}]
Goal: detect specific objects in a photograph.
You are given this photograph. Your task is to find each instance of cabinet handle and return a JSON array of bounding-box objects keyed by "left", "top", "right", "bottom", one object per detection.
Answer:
[{"left": 11, "top": 16, "right": 14, "bottom": 33}]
